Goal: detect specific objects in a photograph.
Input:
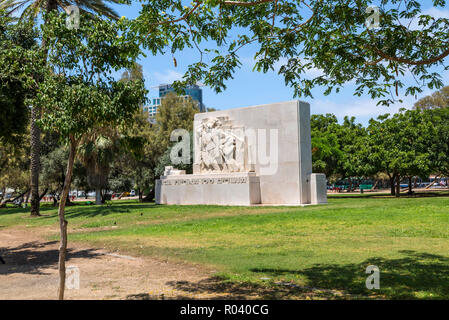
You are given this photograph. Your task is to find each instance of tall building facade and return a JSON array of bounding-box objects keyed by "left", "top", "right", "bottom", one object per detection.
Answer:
[{"left": 143, "top": 83, "right": 206, "bottom": 122}]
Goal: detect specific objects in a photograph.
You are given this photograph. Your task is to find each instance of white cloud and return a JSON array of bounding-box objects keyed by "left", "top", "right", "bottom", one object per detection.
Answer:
[
  {"left": 152, "top": 69, "right": 184, "bottom": 85},
  {"left": 402, "top": 7, "right": 449, "bottom": 30},
  {"left": 310, "top": 94, "right": 419, "bottom": 124}
]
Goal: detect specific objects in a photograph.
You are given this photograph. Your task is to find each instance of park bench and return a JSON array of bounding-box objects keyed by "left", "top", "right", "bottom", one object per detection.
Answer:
[{"left": 359, "top": 184, "right": 373, "bottom": 193}]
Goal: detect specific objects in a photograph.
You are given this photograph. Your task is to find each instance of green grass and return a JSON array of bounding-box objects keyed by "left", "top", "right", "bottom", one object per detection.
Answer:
[{"left": 1, "top": 195, "right": 449, "bottom": 299}]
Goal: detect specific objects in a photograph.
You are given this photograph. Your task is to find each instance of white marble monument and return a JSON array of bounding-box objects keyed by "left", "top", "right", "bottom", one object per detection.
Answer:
[{"left": 155, "top": 100, "right": 327, "bottom": 205}]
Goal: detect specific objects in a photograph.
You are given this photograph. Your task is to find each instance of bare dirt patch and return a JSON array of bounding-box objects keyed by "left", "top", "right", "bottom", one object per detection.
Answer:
[{"left": 0, "top": 227, "right": 217, "bottom": 300}]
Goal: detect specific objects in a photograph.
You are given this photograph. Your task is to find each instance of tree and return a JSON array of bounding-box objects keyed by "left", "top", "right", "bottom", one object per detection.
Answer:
[
  {"left": 114, "top": 110, "right": 154, "bottom": 201},
  {"left": 365, "top": 109, "right": 433, "bottom": 197},
  {"left": 3, "top": 0, "right": 125, "bottom": 217},
  {"left": 0, "top": 13, "right": 39, "bottom": 144},
  {"left": 0, "top": 140, "right": 30, "bottom": 207},
  {"left": 151, "top": 92, "right": 199, "bottom": 153},
  {"left": 132, "top": 1, "right": 449, "bottom": 106},
  {"left": 310, "top": 114, "right": 342, "bottom": 179},
  {"left": 337, "top": 117, "right": 367, "bottom": 191},
  {"left": 78, "top": 127, "right": 123, "bottom": 204},
  {"left": 421, "top": 107, "right": 449, "bottom": 181},
  {"left": 121, "top": 62, "right": 144, "bottom": 82},
  {"left": 34, "top": 12, "right": 146, "bottom": 299},
  {"left": 311, "top": 114, "right": 366, "bottom": 189},
  {"left": 414, "top": 86, "right": 449, "bottom": 110}
]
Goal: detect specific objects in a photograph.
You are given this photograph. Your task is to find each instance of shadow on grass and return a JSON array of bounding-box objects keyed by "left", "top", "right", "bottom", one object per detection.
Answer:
[
  {"left": 250, "top": 250, "right": 449, "bottom": 299},
  {"left": 0, "top": 205, "right": 57, "bottom": 216},
  {"left": 0, "top": 241, "right": 103, "bottom": 276},
  {"left": 31, "top": 203, "right": 160, "bottom": 220},
  {"left": 329, "top": 191, "right": 449, "bottom": 199},
  {"left": 127, "top": 250, "right": 449, "bottom": 300}
]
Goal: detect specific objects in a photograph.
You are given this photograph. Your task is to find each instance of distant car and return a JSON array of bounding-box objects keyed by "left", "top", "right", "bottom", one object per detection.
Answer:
[{"left": 130, "top": 190, "right": 136, "bottom": 197}]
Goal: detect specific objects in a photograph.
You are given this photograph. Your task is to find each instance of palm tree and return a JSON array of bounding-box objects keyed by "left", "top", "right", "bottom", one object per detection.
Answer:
[
  {"left": 1, "top": 0, "right": 123, "bottom": 216},
  {"left": 79, "top": 127, "right": 123, "bottom": 205}
]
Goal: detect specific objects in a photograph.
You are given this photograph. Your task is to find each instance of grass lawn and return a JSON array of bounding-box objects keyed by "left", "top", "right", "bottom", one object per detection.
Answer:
[{"left": 1, "top": 194, "right": 449, "bottom": 299}]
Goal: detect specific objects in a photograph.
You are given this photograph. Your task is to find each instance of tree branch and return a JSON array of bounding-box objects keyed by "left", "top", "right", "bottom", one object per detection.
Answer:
[
  {"left": 146, "top": 1, "right": 202, "bottom": 34},
  {"left": 371, "top": 45, "right": 449, "bottom": 66},
  {"left": 223, "top": 0, "right": 275, "bottom": 6}
]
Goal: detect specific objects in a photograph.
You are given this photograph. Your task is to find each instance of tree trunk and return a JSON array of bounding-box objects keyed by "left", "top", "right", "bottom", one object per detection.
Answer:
[
  {"left": 1, "top": 188, "right": 30, "bottom": 207},
  {"left": 95, "top": 188, "right": 102, "bottom": 205},
  {"left": 0, "top": 187, "right": 5, "bottom": 203},
  {"left": 57, "top": 136, "right": 77, "bottom": 300},
  {"left": 138, "top": 188, "right": 143, "bottom": 202},
  {"left": 426, "top": 175, "right": 439, "bottom": 189},
  {"left": 29, "top": 104, "right": 41, "bottom": 216},
  {"left": 395, "top": 175, "right": 401, "bottom": 197},
  {"left": 389, "top": 175, "right": 395, "bottom": 196},
  {"left": 25, "top": 190, "right": 30, "bottom": 204},
  {"left": 347, "top": 178, "right": 352, "bottom": 193},
  {"left": 29, "top": 0, "right": 58, "bottom": 217},
  {"left": 39, "top": 188, "right": 49, "bottom": 201},
  {"left": 408, "top": 176, "right": 413, "bottom": 194},
  {"left": 371, "top": 179, "right": 379, "bottom": 190},
  {"left": 142, "top": 186, "right": 155, "bottom": 202}
]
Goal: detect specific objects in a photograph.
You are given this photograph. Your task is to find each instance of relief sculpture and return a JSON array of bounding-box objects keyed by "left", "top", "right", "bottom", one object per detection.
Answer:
[{"left": 195, "top": 117, "right": 245, "bottom": 173}]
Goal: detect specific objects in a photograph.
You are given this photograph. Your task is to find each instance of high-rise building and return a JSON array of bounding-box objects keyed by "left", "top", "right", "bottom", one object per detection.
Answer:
[
  {"left": 143, "top": 83, "right": 206, "bottom": 122},
  {"left": 158, "top": 84, "right": 205, "bottom": 112}
]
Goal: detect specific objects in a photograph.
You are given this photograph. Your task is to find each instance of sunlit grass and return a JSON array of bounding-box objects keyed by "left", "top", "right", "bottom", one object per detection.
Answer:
[{"left": 1, "top": 195, "right": 449, "bottom": 299}]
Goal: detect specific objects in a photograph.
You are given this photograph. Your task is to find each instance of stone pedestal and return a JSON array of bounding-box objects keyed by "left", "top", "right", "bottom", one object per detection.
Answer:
[
  {"left": 310, "top": 173, "right": 327, "bottom": 204},
  {"left": 155, "top": 172, "right": 261, "bottom": 205}
]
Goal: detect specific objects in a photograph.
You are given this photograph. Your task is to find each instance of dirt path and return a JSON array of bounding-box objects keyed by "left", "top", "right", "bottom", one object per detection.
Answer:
[{"left": 0, "top": 227, "right": 217, "bottom": 300}]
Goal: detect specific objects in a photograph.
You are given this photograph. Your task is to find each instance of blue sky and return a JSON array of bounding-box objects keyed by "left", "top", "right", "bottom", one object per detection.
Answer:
[{"left": 113, "top": 1, "right": 449, "bottom": 125}]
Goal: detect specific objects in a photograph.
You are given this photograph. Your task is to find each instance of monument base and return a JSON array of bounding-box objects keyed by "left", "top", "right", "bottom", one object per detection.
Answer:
[{"left": 155, "top": 172, "right": 261, "bottom": 205}]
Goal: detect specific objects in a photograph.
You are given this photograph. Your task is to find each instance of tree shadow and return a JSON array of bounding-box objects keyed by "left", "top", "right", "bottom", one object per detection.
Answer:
[
  {"left": 250, "top": 250, "right": 449, "bottom": 299},
  {"left": 0, "top": 241, "right": 103, "bottom": 276},
  {"left": 0, "top": 205, "right": 57, "bottom": 216},
  {"left": 126, "top": 277, "right": 349, "bottom": 300},
  {"left": 34, "top": 203, "right": 160, "bottom": 220},
  {"left": 127, "top": 251, "right": 449, "bottom": 300},
  {"left": 329, "top": 191, "right": 449, "bottom": 199}
]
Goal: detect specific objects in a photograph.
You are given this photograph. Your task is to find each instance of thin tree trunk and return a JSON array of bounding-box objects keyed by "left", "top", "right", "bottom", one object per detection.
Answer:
[
  {"left": 1, "top": 188, "right": 30, "bottom": 207},
  {"left": 389, "top": 174, "right": 395, "bottom": 196},
  {"left": 29, "top": 104, "right": 41, "bottom": 216},
  {"left": 347, "top": 178, "right": 352, "bottom": 193},
  {"left": 25, "top": 190, "right": 30, "bottom": 204},
  {"left": 95, "top": 188, "right": 102, "bottom": 205},
  {"left": 57, "top": 136, "right": 77, "bottom": 300},
  {"left": 395, "top": 175, "right": 401, "bottom": 198},
  {"left": 426, "top": 175, "right": 439, "bottom": 189},
  {"left": 0, "top": 187, "right": 5, "bottom": 203},
  {"left": 408, "top": 177, "right": 413, "bottom": 194},
  {"left": 39, "top": 188, "right": 49, "bottom": 201},
  {"left": 371, "top": 179, "right": 378, "bottom": 190}
]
